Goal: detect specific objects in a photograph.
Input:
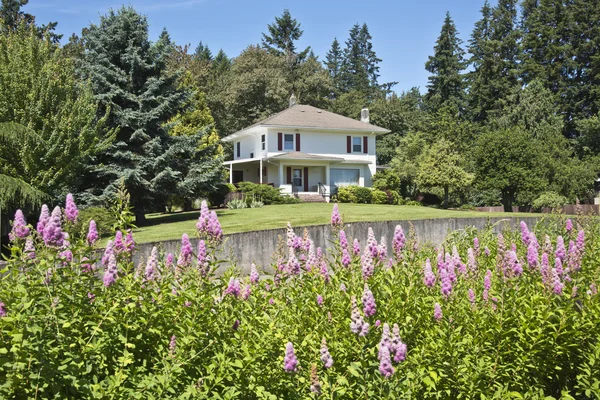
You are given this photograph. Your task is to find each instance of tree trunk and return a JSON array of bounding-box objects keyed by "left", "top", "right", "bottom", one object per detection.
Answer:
[
  {"left": 183, "top": 199, "right": 193, "bottom": 212},
  {"left": 135, "top": 211, "right": 146, "bottom": 225},
  {"left": 443, "top": 186, "right": 449, "bottom": 209},
  {"left": 502, "top": 191, "right": 513, "bottom": 212}
]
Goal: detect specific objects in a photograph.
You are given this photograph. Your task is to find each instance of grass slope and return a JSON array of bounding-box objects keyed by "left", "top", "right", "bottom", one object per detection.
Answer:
[{"left": 133, "top": 203, "right": 537, "bottom": 244}]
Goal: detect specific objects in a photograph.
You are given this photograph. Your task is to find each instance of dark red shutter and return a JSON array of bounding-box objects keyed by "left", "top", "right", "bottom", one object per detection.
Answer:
[
  {"left": 363, "top": 136, "right": 368, "bottom": 154},
  {"left": 347, "top": 136, "right": 351, "bottom": 153},
  {"left": 296, "top": 133, "right": 300, "bottom": 151},
  {"left": 303, "top": 167, "right": 309, "bottom": 191},
  {"left": 286, "top": 167, "right": 292, "bottom": 184},
  {"left": 278, "top": 132, "right": 283, "bottom": 151}
]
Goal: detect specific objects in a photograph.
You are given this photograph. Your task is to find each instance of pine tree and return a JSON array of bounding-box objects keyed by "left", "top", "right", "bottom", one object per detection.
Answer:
[
  {"left": 194, "top": 41, "right": 212, "bottom": 62},
  {"left": 79, "top": 7, "right": 189, "bottom": 223},
  {"left": 467, "top": 0, "right": 521, "bottom": 122},
  {"left": 324, "top": 38, "right": 343, "bottom": 98},
  {"left": 212, "top": 49, "right": 231, "bottom": 75},
  {"left": 425, "top": 12, "right": 466, "bottom": 113},
  {"left": 0, "top": 0, "right": 61, "bottom": 42},
  {"left": 261, "top": 9, "right": 310, "bottom": 61}
]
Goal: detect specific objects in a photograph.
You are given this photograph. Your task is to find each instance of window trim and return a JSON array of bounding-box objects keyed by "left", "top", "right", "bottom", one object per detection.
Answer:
[
  {"left": 352, "top": 136, "right": 362, "bottom": 153},
  {"left": 284, "top": 134, "right": 294, "bottom": 151},
  {"left": 261, "top": 134, "right": 266, "bottom": 151}
]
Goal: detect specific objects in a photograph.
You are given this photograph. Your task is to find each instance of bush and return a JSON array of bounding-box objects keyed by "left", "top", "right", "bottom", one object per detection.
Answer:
[
  {"left": 75, "top": 207, "right": 115, "bottom": 237},
  {"left": 237, "top": 182, "right": 283, "bottom": 205},
  {"left": 372, "top": 189, "right": 389, "bottom": 205},
  {"left": 250, "top": 199, "right": 264, "bottom": 208},
  {"left": 353, "top": 186, "right": 372, "bottom": 204},
  {"left": 207, "top": 183, "right": 236, "bottom": 208},
  {"left": 459, "top": 204, "right": 477, "bottom": 211},
  {"left": 273, "top": 196, "right": 301, "bottom": 205},
  {"left": 372, "top": 169, "right": 400, "bottom": 191},
  {"left": 226, "top": 198, "right": 247, "bottom": 209},
  {"left": 533, "top": 191, "right": 568, "bottom": 210},
  {"left": 404, "top": 200, "right": 423, "bottom": 206},
  {"left": 3, "top": 196, "right": 600, "bottom": 398},
  {"left": 337, "top": 186, "right": 357, "bottom": 203}
]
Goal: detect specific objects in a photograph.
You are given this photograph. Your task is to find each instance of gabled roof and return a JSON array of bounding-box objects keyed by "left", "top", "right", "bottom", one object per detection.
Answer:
[{"left": 222, "top": 104, "right": 390, "bottom": 142}]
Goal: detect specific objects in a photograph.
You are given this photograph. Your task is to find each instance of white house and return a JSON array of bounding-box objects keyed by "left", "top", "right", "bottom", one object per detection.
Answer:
[{"left": 222, "top": 95, "right": 390, "bottom": 201}]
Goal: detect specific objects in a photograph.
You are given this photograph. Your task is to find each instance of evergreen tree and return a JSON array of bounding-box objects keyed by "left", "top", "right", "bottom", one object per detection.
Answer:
[
  {"left": 324, "top": 37, "right": 343, "bottom": 98},
  {"left": 212, "top": 49, "right": 230, "bottom": 75},
  {"left": 425, "top": 12, "right": 466, "bottom": 113},
  {"left": 467, "top": 0, "right": 521, "bottom": 122},
  {"left": 340, "top": 23, "right": 382, "bottom": 96},
  {"left": 261, "top": 9, "right": 310, "bottom": 61},
  {"left": 194, "top": 41, "right": 212, "bottom": 62},
  {"left": 79, "top": 7, "right": 188, "bottom": 223},
  {"left": 0, "top": 0, "right": 61, "bottom": 42}
]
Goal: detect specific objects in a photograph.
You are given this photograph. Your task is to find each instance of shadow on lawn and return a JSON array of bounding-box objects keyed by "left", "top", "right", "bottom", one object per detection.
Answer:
[{"left": 140, "top": 209, "right": 236, "bottom": 227}]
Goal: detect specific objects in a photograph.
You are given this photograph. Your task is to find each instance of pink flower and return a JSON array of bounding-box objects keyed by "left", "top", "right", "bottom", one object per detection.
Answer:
[
  {"left": 65, "top": 193, "right": 78, "bottom": 223},
  {"left": 341, "top": 248, "right": 351, "bottom": 268},
  {"left": 551, "top": 268, "right": 563, "bottom": 295},
  {"left": 473, "top": 237, "right": 480, "bottom": 256},
  {"left": 467, "top": 248, "right": 477, "bottom": 272},
  {"left": 320, "top": 338, "right": 333, "bottom": 368},
  {"left": 527, "top": 242, "right": 538, "bottom": 269},
  {"left": 102, "top": 240, "right": 114, "bottom": 267},
  {"left": 114, "top": 231, "right": 125, "bottom": 253},
  {"left": 165, "top": 253, "right": 174, "bottom": 269},
  {"left": 339, "top": 282, "right": 347, "bottom": 292},
  {"left": 378, "top": 345, "right": 394, "bottom": 378},
  {"left": 145, "top": 246, "right": 158, "bottom": 281},
  {"left": 520, "top": 221, "right": 530, "bottom": 246},
  {"left": 224, "top": 277, "right": 241, "bottom": 298},
  {"left": 392, "top": 225, "right": 405, "bottom": 259},
  {"left": 241, "top": 284, "right": 252, "bottom": 300},
  {"left": 423, "top": 258, "right": 436, "bottom": 287},
  {"left": 352, "top": 238, "right": 361, "bottom": 256},
  {"left": 197, "top": 239, "right": 209, "bottom": 276},
  {"left": 468, "top": 288, "right": 476, "bottom": 307},
  {"left": 317, "top": 295, "right": 323, "bottom": 306},
  {"left": 177, "top": 234, "right": 193, "bottom": 267},
  {"left": 565, "top": 219, "right": 573, "bottom": 232},
  {"left": 350, "top": 296, "right": 369, "bottom": 336},
  {"left": 169, "top": 335, "right": 177, "bottom": 356},
  {"left": 125, "top": 231, "right": 135, "bottom": 252},
  {"left": 391, "top": 324, "right": 407, "bottom": 363},
  {"left": 555, "top": 236, "right": 566, "bottom": 261},
  {"left": 576, "top": 230, "right": 585, "bottom": 251},
  {"left": 36, "top": 205, "right": 50, "bottom": 235},
  {"left": 331, "top": 203, "right": 343, "bottom": 229},
  {"left": 367, "top": 228, "right": 379, "bottom": 258},
  {"left": 250, "top": 263, "right": 259, "bottom": 284},
  {"left": 24, "top": 239, "right": 36, "bottom": 259},
  {"left": 42, "top": 206, "right": 65, "bottom": 247},
  {"left": 0, "top": 302, "right": 7, "bottom": 317},
  {"left": 362, "top": 283, "right": 376, "bottom": 317},
  {"left": 434, "top": 303, "right": 442, "bottom": 321},
  {"left": 103, "top": 254, "right": 117, "bottom": 287},
  {"left": 339, "top": 230, "right": 348, "bottom": 250},
  {"left": 86, "top": 220, "right": 99, "bottom": 246},
  {"left": 9, "top": 209, "right": 29, "bottom": 241},
  {"left": 283, "top": 342, "right": 298, "bottom": 373},
  {"left": 361, "top": 252, "right": 374, "bottom": 280}
]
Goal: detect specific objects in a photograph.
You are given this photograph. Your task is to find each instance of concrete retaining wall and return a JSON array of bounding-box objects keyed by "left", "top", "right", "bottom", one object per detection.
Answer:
[{"left": 133, "top": 217, "right": 540, "bottom": 274}]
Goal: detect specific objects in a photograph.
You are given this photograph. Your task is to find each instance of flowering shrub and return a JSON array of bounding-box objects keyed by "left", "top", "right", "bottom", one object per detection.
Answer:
[{"left": 1, "top": 197, "right": 600, "bottom": 399}]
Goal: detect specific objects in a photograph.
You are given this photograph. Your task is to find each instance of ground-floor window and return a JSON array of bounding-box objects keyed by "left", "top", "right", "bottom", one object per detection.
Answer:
[{"left": 331, "top": 168, "right": 359, "bottom": 188}]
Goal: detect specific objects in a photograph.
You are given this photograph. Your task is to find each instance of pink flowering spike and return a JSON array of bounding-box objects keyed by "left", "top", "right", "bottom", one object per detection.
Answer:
[
  {"left": 555, "top": 236, "right": 566, "bottom": 261},
  {"left": 527, "top": 242, "right": 539, "bottom": 269},
  {"left": 209, "top": 211, "right": 223, "bottom": 241},
  {"left": 339, "top": 230, "right": 348, "bottom": 250},
  {"left": 250, "top": 263, "right": 259, "bottom": 284},
  {"left": 42, "top": 206, "right": 65, "bottom": 247},
  {"left": 0, "top": 302, "right": 7, "bottom": 317},
  {"left": 102, "top": 240, "right": 114, "bottom": 266},
  {"left": 341, "top": 248, "right": 351, "bottom": 268},
  {"left": 169, "top": 335, "right": 177, "bottom": 356},
  {"left": 59, "top": 249, "right": 73, "bottom": 263},
  {"left": 24, "top": 239, "right": 36, "bottom": 259},
  {"left": 331, "top": 203, "right": 343, "bottom": 229},
  {"left": 64, "top": 193, "right": 78, "bottom": 223},
  {"left": 362, "top": 283, "right": 376, "bottom": 317},
  {"left": 36, "top": 205, "right": 50, "bottom": 235},
  {"left": 350, "top": 296, "right": 367, "bottom": 334},
  {"left": 360, "top": 322, "right": 370, "bottom": 336},
  {"left": 232, "top": 319, "right": 241, "bottom": 330},
  {"left": 520, "top": 221, "right": 530, "bottom": 246},
  {"left": 197, "top": 239, "right": 209, "bottom": 276},
  {"left": 378, "top": 324, "right": 392, "bottom": 360},
  {"left": 473, "top": 237, "right": 480, "bottom": 255},
  {"left": 378, "top": 345, "right": 395, "bottom": 378},
  {"left": 576, "top": 230, "right": 585, "bottom": 251},
  {"left": 113, "top": 231, "right": 125, "bottom": 253},
  {"left": 361, "top": 252, "right": 374, "bottom": 280},
  {"left": 283, "top": 342, "right": 298, "bottom": 373},
  {"left": 554, "top": 257, "right": 563, "bottom": 277},
  {"left": 224, "top": 277, "right": 241, "bottom": 298},
  {"left": 467, "top": 248, "right": 477, "bottom": 273},
  {"left": 103, "top": 254, "right": 117, "bottom": 287},
  {"left": 177, "top": 234, "right": 193, "bottom": 267},
  {"left": 241, "top": 284, "right": 252, "bottom": 300},
  {"left": 392, "top": 225, "right": 406, "bottom": 259},
  {"left": 434, "top": 303, "right": 443, "bottom": 321},
  {"left": 391, "top": 324, "right": 407, "bottom": 362},
  {"left": 423, "top": 258, "right": 436, "bottom": 287},
  {"left": 339, "top": 282, "right": 347, "bottom": 292},
  {"left": 9, "top": 209, "right": 29, "bottom": 241},
  {"left": 86, "top": 220, "right": 99, "bottom": 246},
  {"left": 551, "top": 268, "right": 563, "bottom": 295},
  {"left": 286, "top": 248, "right": 300, "bottom": 275},
  {"left": 317, "top": 295, "right": 324, "bottom": 306},
  {"left": 565, "top": 219, "right": 573, "bottom": 232},
  {"left": 468, "top": 288, "right": 476, "bottom": 306},
  {"left": 367, "top": 228, "right": 378, "bottom": 258},
  {"left": 125, "top": 231, "right": 135, "bottom": 252},
  {"left": 352, "top": 238, "right": 361, "bottom": 256},
  {"left": 165, "top": 253, "right": 174, "bottom": 269},
  {"left": 320, "top": 338, "right": 333, "bottom": 368},
  {"left": 196, "top": 201, "right": 210, "bottom": 232},
  {"left": 440, "top": 268, "right": 453, "bottom": 298},
  {"left": 145, "top": 246, "right": 158, "bottom": 281}
]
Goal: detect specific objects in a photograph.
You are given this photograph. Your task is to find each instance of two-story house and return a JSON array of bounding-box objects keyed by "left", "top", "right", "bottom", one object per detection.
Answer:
[{"left": 222, "top": 95, "right": 390, "bottom": 201}]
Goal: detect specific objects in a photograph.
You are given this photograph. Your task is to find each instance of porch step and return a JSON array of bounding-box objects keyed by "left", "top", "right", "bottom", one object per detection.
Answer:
[{"left": 296, "top": 193, "right": 327, "bottom": 203}]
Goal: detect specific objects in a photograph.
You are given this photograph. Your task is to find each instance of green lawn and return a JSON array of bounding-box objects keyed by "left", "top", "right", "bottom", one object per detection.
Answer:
[{"left": 133, "top": 203, "right": 538, "bottom": 244}]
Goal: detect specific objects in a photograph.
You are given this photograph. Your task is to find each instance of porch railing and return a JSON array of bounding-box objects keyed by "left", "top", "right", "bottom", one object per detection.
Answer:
[{"left": 317, "top": 182, "right": 328, "bottom": 197}]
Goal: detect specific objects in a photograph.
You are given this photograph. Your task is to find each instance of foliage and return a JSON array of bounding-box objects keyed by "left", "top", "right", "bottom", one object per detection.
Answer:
[
  {"left": 0, "top": 25, "right": 112, "bottom": 207},
  {"left": 372, "top": 170, "right": 400, "bottom": 192},
  {"left": 78, "top": 7, "right": 188, "bottom": 223},
  {"left": 390, "top": 131, "right": 428, "bottom": 199},
  {"left": 249, "top": 199, "right": 264, "bottom": 209},
  {"left": 226, "top": 198, "right": 247, "bottom": 209},
  {"left": 207, "top": 184, "right": 236, "bottom": 208},
  {"left": 336, "top": 186, "right": 357, "bottom": 203},
  {"left": 416, "top": 139, "right": 473, "bottom": 208},
  {"left": 0, "top": 0, "right": 61, "bottom": 42},
  {"left": 4, "top": 200, "right": 598, "bottom": 398},
  {"left": 108, "top": 180, "right": 136, "bottom": 232},
  {"left": 371, "top": 189, "right": 388, "bottom": 205},
  {"left": 532, "top": 192, "right": 568, "bottom": 211},
  {"left": 236, "top": 182, "right": 284, "bottom": 205},
  {"left": 75, "top": 207, "right": 115, "bottom": 237},
  {"left": 404, "top": 200, "right": 423, "bottom": 207}
]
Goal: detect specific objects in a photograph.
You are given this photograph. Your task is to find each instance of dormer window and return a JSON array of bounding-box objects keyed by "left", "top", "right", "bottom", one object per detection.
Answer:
[
  {"left": 352, "top": 137, "right": 362, "bottom": 152},
  {"left": 284, "top": 134, "right": 294, "bottom": 150}
]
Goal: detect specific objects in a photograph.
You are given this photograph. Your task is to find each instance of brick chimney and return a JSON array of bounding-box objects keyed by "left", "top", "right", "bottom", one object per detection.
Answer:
[{"left": 360, "top": 108, "right": 370, "bottom": 123}]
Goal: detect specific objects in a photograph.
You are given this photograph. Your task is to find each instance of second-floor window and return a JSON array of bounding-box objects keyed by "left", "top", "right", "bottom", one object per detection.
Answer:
[
  {"left": 236, "top": 142, "right": 241, "bottom": 158},
  {"left": 352, "top": 137, "right": 362, "bottom": 152},
  {"left": 284, "top": 134, "right": 294, "bottom": 150},
  {"left": 261, "top": 134, "right": 265, "bottom": 150}
]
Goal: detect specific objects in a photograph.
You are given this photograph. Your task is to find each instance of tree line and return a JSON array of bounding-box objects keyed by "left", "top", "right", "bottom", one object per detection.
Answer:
[{"left": 1, "top": 0, "right": 599, "bottom": 233}]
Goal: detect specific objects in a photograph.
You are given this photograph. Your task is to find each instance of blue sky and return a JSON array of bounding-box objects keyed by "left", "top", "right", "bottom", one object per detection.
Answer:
[{"left": 25, "top": 0, "right": 488, "bottom": 94}]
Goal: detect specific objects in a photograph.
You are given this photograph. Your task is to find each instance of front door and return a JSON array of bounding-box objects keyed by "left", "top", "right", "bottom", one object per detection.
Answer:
[{"left": 293, "top": 168, "right": 303, "bottom": 191}]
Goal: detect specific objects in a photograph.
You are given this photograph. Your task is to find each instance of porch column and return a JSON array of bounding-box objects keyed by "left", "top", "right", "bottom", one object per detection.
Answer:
[
  {"left": 278, "top": 163, "right": 284, "bottom": 186},
  {"left": 259, "top": 158, "right": 263, "bottom": 184},
  {"left": 229, "top": 163, "right": 233, "bottom": 184},
  {"left": 325, "top": 164, "right": 330, "bottom": 185}
]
